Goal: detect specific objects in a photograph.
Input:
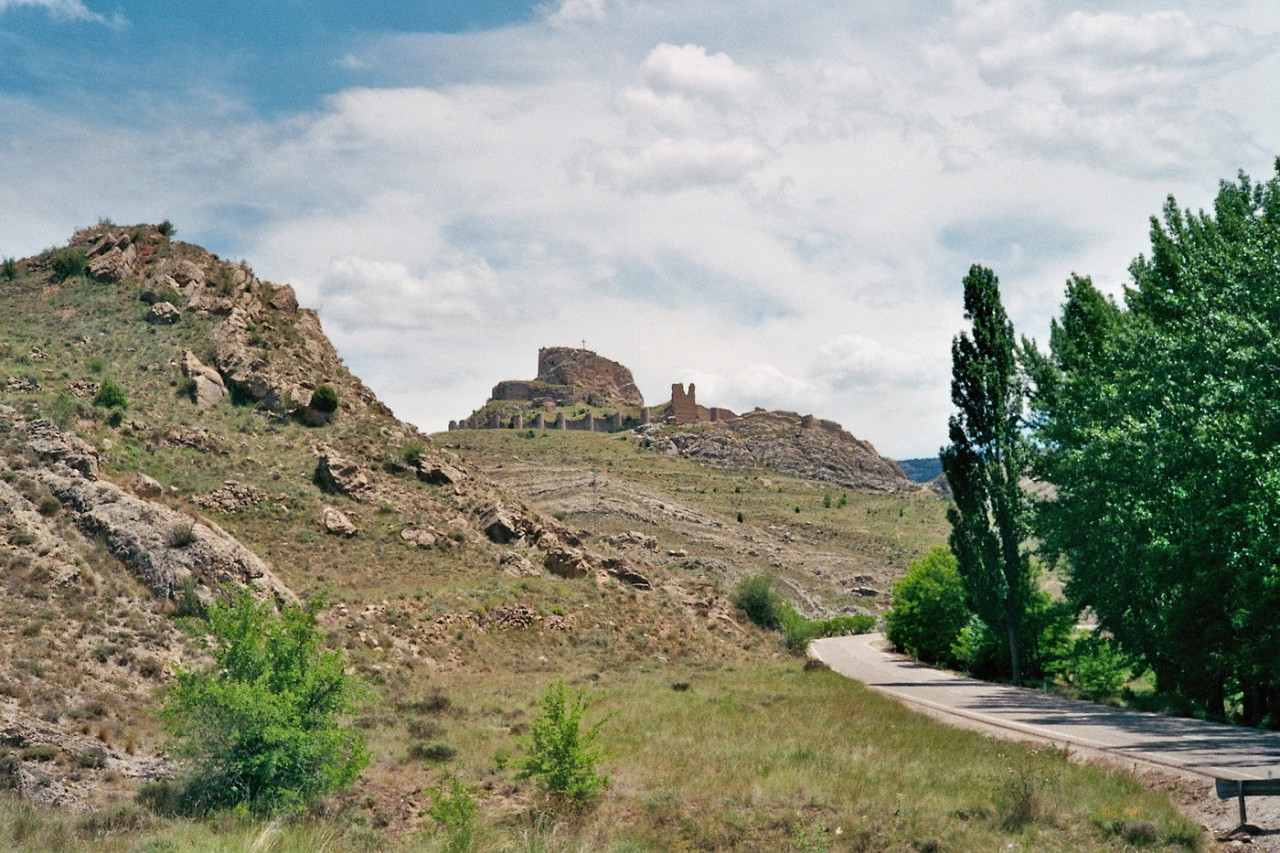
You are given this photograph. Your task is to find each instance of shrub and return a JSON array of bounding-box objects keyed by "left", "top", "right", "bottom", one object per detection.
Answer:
[
  {"left": 885, "top": 547, "right": 970, "bottom": 666},
  {"left": 427, "top": 775, "right": 479, "bottom": 853},
  {"left": 1050, "top": 633, "right": 1133, "bottom": 698},
  {"left": 161, "top": 592, "right": 368, "bottom": 816},
  {"left": 409, "top": 742, "right": 457, "bottom": 763},
  {"left": 92, "top": 380, "right": 128, "bottom": 411},
  {"left": 2, "top": 257, "right": 17, "bottom": 281},
  {"left": 50, "top": 248, "right": 87, "bottom": 281},
  {"left": 732, "top": 574, "right": 783, "bottom": 629},
  {"left": 309, "top": 384, "right": 339, "bottom": 414},
  {"left": 158, "top": 220, "right": 176, "bottom": 239},
  {"left": 402, "top": 443, "right": 424, "bottom": 467},
  {"left": 516, "top": 679, "right": 610, "bottom": 808}
]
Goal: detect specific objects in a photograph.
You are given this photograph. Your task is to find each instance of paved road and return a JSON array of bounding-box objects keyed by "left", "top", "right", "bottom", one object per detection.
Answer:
[{"left": 811, "top": 633, "right": 1280, "bottom": 783}]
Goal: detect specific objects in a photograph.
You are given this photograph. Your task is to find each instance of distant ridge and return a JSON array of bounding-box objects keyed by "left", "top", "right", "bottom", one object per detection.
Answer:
[{"left": 897, "top": 457, "right": 942, "bottom": 483}]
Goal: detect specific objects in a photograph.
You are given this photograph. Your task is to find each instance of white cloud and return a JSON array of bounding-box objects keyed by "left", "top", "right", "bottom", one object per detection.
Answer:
[
  {"left": 4, "top": 2, "right": 1280, "bottom": 457},
  {"left": 0, "top": 0, "right": 117, "bottom": 24},
  {"left": 641, "top": 43, "right": 757, "bottom": 102},
  {"left": 813, "top": 335, "right": 932, "bottom": 393},
  {"left": 578, "top": 136, "right": 769, "bottom": 192}
]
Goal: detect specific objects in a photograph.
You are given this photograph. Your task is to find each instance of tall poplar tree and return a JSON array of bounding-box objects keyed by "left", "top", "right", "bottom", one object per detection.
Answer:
[{"left": 941, "top": 265, "right": 1033, "bottom": 683}]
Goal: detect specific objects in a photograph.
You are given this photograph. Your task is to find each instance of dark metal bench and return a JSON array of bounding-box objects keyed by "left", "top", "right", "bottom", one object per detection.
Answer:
[{"left": 1215, "top": 777, "right": 1280, "bottom": 825}]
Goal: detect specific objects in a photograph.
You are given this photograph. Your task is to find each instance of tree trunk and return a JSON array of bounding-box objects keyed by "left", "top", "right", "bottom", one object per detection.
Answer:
[{"left": 1006, "top": 619, "right": 1021, "bottom": 684}]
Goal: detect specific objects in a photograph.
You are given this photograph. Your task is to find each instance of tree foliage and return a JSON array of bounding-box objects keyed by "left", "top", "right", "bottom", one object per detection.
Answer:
[
  {"left": 941, "top": 265, "right": 1035, "bottom": 682},
  {"left": 516, "top": 679, "right": 609, "bottom": 808},
  {"left": 886, "top": 547, "right": 969, "bottom": 666},
  {"left": 162, "top": 592, "right": 367, "bottom": 815},
  {"left": 1029, "top": 163, "right": 1280, "bottom": 726}
]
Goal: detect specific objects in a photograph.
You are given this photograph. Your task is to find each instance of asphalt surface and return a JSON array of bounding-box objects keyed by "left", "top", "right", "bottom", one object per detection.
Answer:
[{"left": 811, "top": 633, "right": 1280, "bottom": 783}]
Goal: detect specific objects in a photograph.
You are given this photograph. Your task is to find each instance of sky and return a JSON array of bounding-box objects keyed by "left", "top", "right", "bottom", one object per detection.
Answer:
[{"left": 2, "top": 0, "right": 1278, "bottom": 458}]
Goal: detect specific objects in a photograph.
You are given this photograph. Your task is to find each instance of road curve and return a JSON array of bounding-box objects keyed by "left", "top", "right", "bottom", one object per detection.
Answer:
[{"left": 812, "top": 633, "right": 1280, "bottom": 783}]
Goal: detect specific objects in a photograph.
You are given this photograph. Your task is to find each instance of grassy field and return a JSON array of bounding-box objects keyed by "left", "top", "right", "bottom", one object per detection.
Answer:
[{"left": 0, "top": 661, "right": 1204, "bottom": 851}]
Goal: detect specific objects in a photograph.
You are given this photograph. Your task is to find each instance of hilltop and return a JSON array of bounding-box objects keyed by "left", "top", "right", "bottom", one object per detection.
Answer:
[
  {"left": 0, "top": 223, "right": 1206, "bottom": 850},
  {"left": 460, "top": 348, "right": 916, "bottom": 493}
]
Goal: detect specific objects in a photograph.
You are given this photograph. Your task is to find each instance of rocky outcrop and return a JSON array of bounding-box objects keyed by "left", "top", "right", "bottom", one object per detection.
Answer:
[
  {"left": 488, "top": 346, "right": 644, "bottom": 410},
  {"left": 84, "top": 230, "right": 140, "bottom": 282},
  {"left": 181, "top": 350, "right": 228, "bottom": 411},
  {"left": 638, "top": 409, "right": 914, "bottom": 493},
  {"left": 10, "top": 417, "right": 295, "bottom": 604},
  {"left": 314, "top": 445, "right": 374, "bottom": 500},
  {"left": 145, "top": 302, "right": 180, "bottom": 324}
]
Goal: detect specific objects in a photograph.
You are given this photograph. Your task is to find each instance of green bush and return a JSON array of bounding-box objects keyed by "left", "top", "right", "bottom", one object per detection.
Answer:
[
  {"left": 427, "top": 775, "right": 479, "bottom": 853},
  {"left": 1050, "top": 633, "right": 1133, "bottom": 698},
  {"left": 1, "top": 257, "right": 16, "bottom": 281},
  {"left": 158, "top": 220, "right": 176, "bottom": 239},
  {"left": 161, "top": 592, "right": 368, "bottom": 816},
  {"left": 402, "top": 443, "right": 425, "bottom": 467},
  {"left": 516, "top": 679, "right": 610, "bottom": 809},
  {"left": 50, "top": 248, "right": 88, "bottom": 281},
  {"left": 732, "top": 574, "right": 783, "bottom": 629},
  {"left": 885, "top": 547, "right": 969, "bottom": 666},
  {"left": 92, "top": 380, "right": 128, "bottom": 411},
  {"left": 310, "top": 384, "right": 339, "bottom": 413}
]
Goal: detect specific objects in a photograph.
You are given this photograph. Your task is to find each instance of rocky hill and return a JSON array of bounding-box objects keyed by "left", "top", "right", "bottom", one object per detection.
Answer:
[
  {"left": 0, "top": 224, "right": 721, "bottom": 814},
  {"left": 639, "top": 409, "right": 916, "bottom": 493},
  {"left": 471, "top": 346, "right": 643, "bottom": 422}
]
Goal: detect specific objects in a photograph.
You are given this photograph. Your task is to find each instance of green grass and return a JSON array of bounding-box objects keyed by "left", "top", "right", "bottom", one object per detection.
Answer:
[{"left": 0, "top": 662, "right": 1204, "bottom": 851}]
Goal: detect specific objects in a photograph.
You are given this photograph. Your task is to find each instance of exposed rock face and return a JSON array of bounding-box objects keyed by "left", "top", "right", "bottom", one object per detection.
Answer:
[
  {"left": 639, "top": 409, "right": 914, "bottom": 493},
  {"left": 17, "top": 419, "right": 99, "bottom": 479},
  {"left": 313, "top": 445, "right": 373, "bottom": 500},
  {"left": 9, "top": 417, "right": 296, "bottom": 604},
  {"left": 84, "top": 230, "right": 140, "bottom": 282},
  {"left": 181, "top": 350, "right": 228, "bottom": 410},
  {"left": 489, "top": 347, "right": 644, "bottom": 409}
]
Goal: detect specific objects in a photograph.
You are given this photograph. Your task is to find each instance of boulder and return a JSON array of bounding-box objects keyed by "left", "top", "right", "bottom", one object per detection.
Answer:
[
  {"left": 416, "top": 459, "right": 468, "bottom": 486},
  {"left": 181, "top": 350, "right": 228, "bottom": 410},
  {"left": 322, "top": 506, "right": 359, "bottom": 537},
  {"left": 544, "top": 546, "right": 592, "bottom": 579},
  {"left": 602, "top": 557, "right": 653, "bottom": 590},
  {"left": 266, "top": 283, "right": 299, "bottom": 313},
  {"left": 499, "top": 552, "right": 538, "bottom": 577},
  {"left": 400, "top": 527, "right": 439, "bottom": 549},
  {"left": 130, "top": 473, "right": 164, "bottom": 499},
  {"left": 313, "top": 445, "right": 373, "bottom": 500},
  {"left": 139, "top": 274, "right": 181, "bottom": 304},
  {"left": 146, "top": 302, "right": 180, "bottom": 324},
  {"left": 479, "top": 504, "right": 520, "bottom": 544}
]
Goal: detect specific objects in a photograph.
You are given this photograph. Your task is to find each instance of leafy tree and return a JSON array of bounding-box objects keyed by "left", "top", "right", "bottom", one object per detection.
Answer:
[
  {"left": 941, "top": 265, "right": 1034, "bottom": 682},
  {"left": 516, "top": 679, "right": 609, "bottom": 808},
  {"left": 885, "top": 547, "right": 969, "bottom": 666},
  {"left": 162, "top": 592, "right": 367, "bottom": 815},
  {"left": 1029, "top": 165, "right": 1280, "bottom": 725},
  {"left": 1, "top": 257, "right": 17, "bottom": 281}
]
